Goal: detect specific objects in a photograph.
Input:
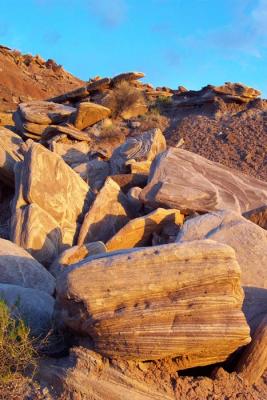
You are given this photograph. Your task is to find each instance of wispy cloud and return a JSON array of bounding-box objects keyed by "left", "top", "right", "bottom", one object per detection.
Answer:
[{"left": 87, "top": 0, "right": 127, "bottom": 28}]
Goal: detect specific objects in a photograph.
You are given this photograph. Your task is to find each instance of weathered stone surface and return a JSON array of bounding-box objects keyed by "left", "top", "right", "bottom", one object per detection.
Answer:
[
  {"left": 74, "top": 102, "right": 111, "bottom": 130},
  {"left": 0, "top": 238, "right": 55, "bottom": 294},
  {"left": 111, "top": 173, "right": 147, "bottom": 192},
  {"left": 87, "top": 77, "right": 111, "bottom": 91},
  {"left": 106, "top": 208, "right": 184, "bottom": 251},
  {"left": 140, "top": 148, "right": 267, "bottom": 214},
  {"left": 39, "top": 347, "right": 174, "bottom": 400},
  {"left": 176, "top": 210, "right": 267, "bottom": 331},
  {"left": 0, "top": 111, "right": 14, "bottom": 126},
  {"left": 49, "top": 86, "right": 89, "bottom": 103},
  {"left": 110, "top": 128, "right": 166, "bottom": 174},
  {"left": 0, "top": 127, "right": 23, "bottom": 185},
  {"left": 127, "top": 186, "right": 143, "bottom": 212},
  {"left": 78, "top": 177, "right": 133, "bottom": 244},
  {"left": 129, "top": 160, "right": 152, "bottom": 175},
  {"left": 23, "top": 121, "right": 49, "bottom": 136},
  {"left": 121, "top": 102, "right": 148, "bottom": 120},
  {"left": 19, "top": 101, "right": 76, "bottom": 124},
  {"left": 11, "top": 142, "right": 94, "bottom": 262},
  {"left": 73, "top": 159, "right": 110, "bottom": 190},
  {"left": 50, "top": 140, "right": 90, "bottom": 166},
  {"left": 50, "top": 241, "right": 106, "bottom": 277},
  {"left": 42, "top": 123, "right": 91, "bottom": 142},
  {"left": 112, "top": 72, "right": 145, "bottom": 85},
  {"left": 0, "top": 283, "right": 54, "bottom": 336},
  {"left": 56, "top": 240, "right": 250, "bottom": 366},
  {"left": 11, "top": 203, "right": 62, "bottom": 266},
  {"left": 243, "top": 205, "right": 267, "bottom": 230}
]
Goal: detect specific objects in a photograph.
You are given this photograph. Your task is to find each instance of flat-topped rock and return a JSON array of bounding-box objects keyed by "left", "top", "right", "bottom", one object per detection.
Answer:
[
  {"left": 19, "top": 101, "right": 76, "bottom": 125},
  {"left": 140, "top": 148, "right": 267, "bottom": 214},
  {"left": 74, "top": 102, "right": 111, "bottom": 130},
  {"left": 111, "top": 72, "right": 145, "bottom": 85},
  {"left": 0, "top": 127, "right": 23, "bottom": 185},
  {"left": 56, "top": 240, "right": 250, "bottom": 366}
]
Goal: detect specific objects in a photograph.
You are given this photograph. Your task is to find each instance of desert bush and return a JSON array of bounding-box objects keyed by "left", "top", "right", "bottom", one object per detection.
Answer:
[
  {"left": 103, "top": 81, "right": 146, "bottom": 118},
  {"left": 0, "top": 300, "right": 36, "bottom": 384},
  {"left": 137, "top": 110, "right": 169, "bottom": 132}
]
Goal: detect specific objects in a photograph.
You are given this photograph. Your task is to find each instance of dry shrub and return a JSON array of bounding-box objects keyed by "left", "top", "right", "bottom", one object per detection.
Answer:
[
  {"left": 138, "top": 109, "right": 169, "bottom": 132},
  {"left": 0, "top": 300, "right": 36, "bottom": 384},
  {"left": 103, "top": 81, "right": 146, "bottom": 117}
]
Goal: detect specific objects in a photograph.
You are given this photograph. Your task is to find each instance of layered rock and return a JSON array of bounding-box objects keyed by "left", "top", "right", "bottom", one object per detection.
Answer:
[
  {"left": 0, "top": 127, "right": 23, "bottom": 185},
  {"left": 140, "top": 148, "right": 267, "bottom": 214},
  {"left": 74, "top": 102, "right": 111, "bottom": 130},
  {"left": 18, "top": 100, "right": 76, "bottom": 125},
  {"left": 56, "top": 240, "right": 250, "bottom": 367}
]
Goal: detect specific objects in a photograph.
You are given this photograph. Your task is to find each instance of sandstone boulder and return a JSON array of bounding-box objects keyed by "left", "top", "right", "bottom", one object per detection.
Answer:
[
  {"left": 50, "top": 140, "right": 90, "bottom": 166},
  {"left": 111, "top": 72, "right": 145, "bottom": 85},
  {"left": 0, "top": 127, "right": 23, "bottom": 185},
  {"left": 0, "top": 283, "right": 54, "bottom": 336},
  {"left": 140, "top": 148, "right": 267, "bottom": 214},
  {"left": 176, "top": 210, "right": 267, "bottom": 331},
  {"left": 106, "top": 208, "right": 183, "bottom": 251},
  {"left": 19, "top": 101, "right": 76, "bottom": 124},
  {"left": 73, "top": 159, "right": 110, "bottom": 191},
  {"left": 0, "top": 238, "right": 55, "bottom": 294},
  {"left": 78, "top": 177, "right": 133, "bottom": 244},
  {"left": 74, "top": 102, "right": 111, "bottom": 130},
  {"left": 56, "top": 240, "right": 250, "bottom": 366},
  {"left": 110, "top": 128, "right": 166, "bottom": 174}
]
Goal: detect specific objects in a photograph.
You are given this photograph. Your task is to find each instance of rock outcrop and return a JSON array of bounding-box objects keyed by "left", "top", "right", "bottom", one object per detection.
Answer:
[{"left": 0, "top": 127, "right": 23, "bottom": 185}]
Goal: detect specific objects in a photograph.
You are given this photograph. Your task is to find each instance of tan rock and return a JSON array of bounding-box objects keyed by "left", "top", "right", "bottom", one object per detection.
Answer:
[
  {"left": 0, "top": 127, "right": 23, "bottom": 185},
  {"left": 19, "top": 101, "right": 76, "bottom": 124},
  {"left": 111, "top": 173, "right": 148, "bottom": 192},
  {"left": 74, "top": 102, "right": 111, "bottom": 130},
  {"left": 42, "top": 123, "right": 91, "bottom": 142},
  {"left": 110, "top": 128, "right": 166, "bottom": 174},
  {"left": 78, "top": 177, "right": 133, "bottom": 244},
  {"left": 243, "top": 205, "right": 267, "bottom": 230},
  {"left": 112, "top": 72, "right": 145, "bottom": 85},
  {"left": 106, "top": 208, "right": 183, "bottom": 251},
  {"left": 140, "top": 148, "right": 267, "bottom": 214},
  {"left": 128, "top": 160, "right": 152, "bottom": 175},
  {"left": 120, "top": 102, "right": 148, "bottom": 120},
  {"left": 56, "top": 240, "right": 250, "bottom": 365},
  {"left": 50, "top": 241, "right": 106, "bottom": 277},
  {"left": 73, "top": 159, "right": 110, "bottom": 190},
  {"left": 0, "top": 111, "right": 14, "bottom": 126},
  {"left": 50, "top": 140, "right": 90, "bottom": 166}
]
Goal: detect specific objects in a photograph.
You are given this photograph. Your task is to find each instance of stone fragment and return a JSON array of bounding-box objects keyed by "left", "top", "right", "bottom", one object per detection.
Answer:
[
  {"left": 0, "top": 283, "right": 54, "bottom": 336},
  {"left": 19, "top": 101, "right": 76, "bottom": 124},
  {"left": 0, "top": 127, "right": 23, "bottom": 185},
  {"left": 111, "top": 72, "right": 145, "bottom": 85},
  {"left": 42, "top": 123, "right": 91, "bottom": 142},
  {"left": 106, "top": 208, "right": 183, "bottom": 251},
  {"left": 56, "top": 240, "right": 250, "bottom": 366},
  {"left": 110, "top": 128, "right": 166, "bottom": 174},
  {"left": 128, "top": 160, "right": 152, "bottom": 175},
  {"left": 73, "top": 159, "right": 110, "bottom": 190},
  {"left": 74, "top": 102, "right": 111, "bottom": 130},
  {"left": 120, "top": 102, "right": 148, "bottom": 120},
  {"left": 78, "top": 177, "right": 133, "bottom": 244},
  {"left": 176, "top": 210, "right": 267, "bottom": 331},
  {"left": 111, "top": 173, "right": 147, "bottom": 193},
  {"left": 50, "top": 141, "right": 90, "bottom": 166},
  {"left": 243, "top": 205, "right": 267, "bottom": 230},
  {"left": 0, "top": 238, "right": 55, "bottom": 294},
  {"left": 126, "top": 186, "right": 143, "bottom": 212},
  {"left": 140, "top": 148, "right": 267, "bottom": 213}
]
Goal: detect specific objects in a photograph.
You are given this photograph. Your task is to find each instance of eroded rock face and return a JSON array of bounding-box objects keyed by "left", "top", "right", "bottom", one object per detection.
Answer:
[
  {"left": 56, "top": 240, "right": 250, "bottom": 367},
  {"left": 243, "top": 205, "right": 267, "bottom": 230},
  {"left": 106, "top": 208, "right": 184, "bottom": 251},
  {"left": 0, "top": 127, "right": 23, "bottom": 185},
  {"left": 110, "top": 128, "right": 166, "bottom": 174},
  {"left": 74, "top": 102, "right": 111, "bottom": 130},
  {"left": 78, "top": 177, "right": 134, "bottom": 245},
  {"left": 50, "top": 140, "right": 90, "bottom": 166},
  {"left": 18, "top": 101, "right": 76, "bottom": 125},
  {"left": 176, "top": 210, "right": 267, "bottom": 332},
  {"left": 140, "top": 148, "right": 267, "bottom": 214},
  {"left": 11, "top": 141, "right": 94, "bottom": 263},
  {"left": 0, "top": 283, "right": 54, "bottom": 336},
  {"left": 0, "top": 238, "right": 55, "bottom": 294}
]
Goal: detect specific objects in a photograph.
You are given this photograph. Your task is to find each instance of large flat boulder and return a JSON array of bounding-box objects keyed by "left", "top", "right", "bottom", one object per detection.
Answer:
[
  {"left": 18, "top": 101, "right": 76, "bottom": 125},
  {"left": 0, "top": 127, "right": 23, "bottom": 185},
  {"left": 110, "top": 128, "right": 166, "bottom": 174},
  {"left": 176, "top": 210, "right": 267, "bottom": 332},
  {"left": 140, "top": 148, "right": 267, "bottom": 214},
  {"left": 78, "top": 177, "right": 133, "bottom": 244},
  {"left": 50, "top": 140, "right": 90, "bottom": 166},
  {"left": 56, "top": 240, "right": 250, "bottom": 367},
  {"left": 106, "top": 208, "right": 184, "bottom": 251},
  {"left": 74, "top": 102, "right": 111, "bottom": 130},
  {"left": 0, "top": 283, "right": 54, "bottom": 336},
  {"left": 0, "top": 238, "right": 55, "bottom": 294}
]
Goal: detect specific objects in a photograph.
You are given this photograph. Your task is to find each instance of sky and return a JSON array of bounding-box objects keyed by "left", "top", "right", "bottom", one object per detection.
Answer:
[{"left": 0, "top": 0, "right": 266, "bottom": 96}]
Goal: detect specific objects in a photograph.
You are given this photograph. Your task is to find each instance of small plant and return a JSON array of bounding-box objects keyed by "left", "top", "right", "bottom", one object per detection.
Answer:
[
  {"left": 0, "top": 299, "right": 36, "bottom": 384},
  {"left": 103, "top": 81, "right": 146, "bottom": 118}
]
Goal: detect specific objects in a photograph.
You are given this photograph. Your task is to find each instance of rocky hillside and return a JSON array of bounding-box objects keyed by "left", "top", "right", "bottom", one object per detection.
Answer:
[{"left": 0, "top": 49, "right": 266, "bottom": 399}]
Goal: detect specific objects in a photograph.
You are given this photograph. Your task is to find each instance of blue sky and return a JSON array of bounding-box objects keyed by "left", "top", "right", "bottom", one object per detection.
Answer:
[{"left": 0, "top": 0, "right": 266, "bottom": 96}]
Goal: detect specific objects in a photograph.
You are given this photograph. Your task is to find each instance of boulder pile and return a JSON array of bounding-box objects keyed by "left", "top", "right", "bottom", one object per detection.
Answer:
[{"left": 0, "top": 72, "right": 266, "bottom": 399}]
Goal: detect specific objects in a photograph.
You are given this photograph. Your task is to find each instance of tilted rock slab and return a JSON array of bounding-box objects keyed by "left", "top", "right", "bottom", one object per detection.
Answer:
[
  {"left": 106, "top": 208, "right": 184, "bottom": 251},
  {"left": 110, "top": 128, "right": 166, "bottom": 174},
  {"left": 243, "top": 205, "right": 267, "bottom": 230},
  {"left": 0, "top": 238, "right": 55, "bottom": 294},
  {"left": 18, "top": 101, "right": 76, "bottom": 125},
  {"left": 176, "top": 210, "right": 267, "bottom": 332},
  {"left": 78, "top": 177, "right": 134, "bottom": 245},
  {"left": 56, "top": 240, "right": 250, "bottom": 367},
  {"left": 140, "top": 148, "right": 267, "bottom": 214},
  {"left": 11, "top": 142, "right": 94, "bottom": 263},
  {"left": 74, "top": 102, "right": 111, "bottom": 130},
  {"left": 0, "top": 127, "right": 23, "bottom": 185}
]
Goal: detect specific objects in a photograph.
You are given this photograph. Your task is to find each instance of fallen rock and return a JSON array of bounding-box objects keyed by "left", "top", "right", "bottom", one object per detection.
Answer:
[
  {"left": 73, "top": 159, "right": 110, "bottom": 190},
  {"left": 56, "top": 240, "right": 250, "bottom": 366},
  {"left": 74, "top": 102, "right": 111, "bottom": 130},
  {"left": 0, "top": 283, "right": 54, "bottom": 336},
  {"left": 106, "top": 208, "right": 183, "bottom": 251},
  {"left": 78, "top": 177, "right": 133, "bottom": 244},
  {"left": 126, "top": 186, "right": 143, "bottom": 212},
  {"left": 50, "top": 140, "right": 90, "bottom": 166},
  {"left": 243, "top": 205, "right": 267, "bottom": 230},
  {"left": 120, "top": 102, "right": 148, "bottom": 120},
  {"left": 176, "top": 210, "right": 267, "bottom": 331},
  {"left": 140, "top": 148, "right": 267, "bottom": 213},
  {"left": 0, "top": 238, "right": 55, "bottom": 294},
  {"left": 111, "top": 71, "right": 145, "bottom": 85},
  {"left": 110, "top": 128, "right": 166, "bottom": 174},
  {"left": 49, "top": 241, "right": 106, "bottom": 277},
  {"left": 18, "top": 101, "right": 76, "bottom": 124},
  {"left": 0, "top": 127, "right": 24, "bottom": 185},
  {"left": 111, "top": 173, "right": 147, "bottom": 192}
]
